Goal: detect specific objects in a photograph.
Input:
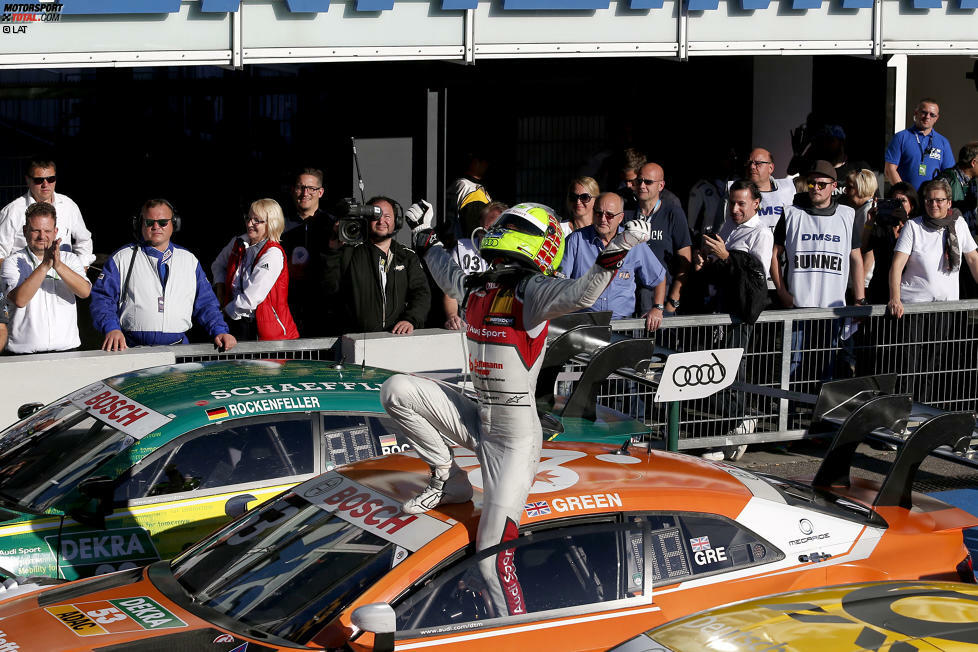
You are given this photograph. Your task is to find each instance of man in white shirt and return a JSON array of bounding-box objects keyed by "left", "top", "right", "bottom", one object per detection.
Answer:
[
  {"left": 0, "top": 202, "right": 91, "bottom": 354},
  {"left": 0, "top": 159, "right": 94, "bottom": 268}
]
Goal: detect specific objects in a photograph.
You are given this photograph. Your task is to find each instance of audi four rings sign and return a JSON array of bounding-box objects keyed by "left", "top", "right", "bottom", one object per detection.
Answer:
[{"left": 654, "top": 349, "right": 744, "bottom": 403}]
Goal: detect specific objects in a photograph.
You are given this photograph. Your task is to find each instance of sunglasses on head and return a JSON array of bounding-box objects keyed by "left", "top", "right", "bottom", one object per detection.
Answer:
[
  {"left": 31, "top": 175, "right": 56, "bottom": 185},
  {"left": 568, "top": 193, "right": 593, "bottom": 204},
  {"left": 807, "top": 181, "right": 832, "bottom": 191},
  {"left": 144, "top": 219, "right": 172, "bottom": 228}
]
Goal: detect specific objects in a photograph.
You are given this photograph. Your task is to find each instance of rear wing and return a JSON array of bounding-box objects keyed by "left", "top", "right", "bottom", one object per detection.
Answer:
[
  {"left": 536, "top": 313, "right": 658, "bottom": 420},
  {"left": 811, "top": 375, "right": 978, "bottom": 510}
]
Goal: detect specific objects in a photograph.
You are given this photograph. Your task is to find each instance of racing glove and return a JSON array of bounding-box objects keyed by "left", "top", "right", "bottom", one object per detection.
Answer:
[
  {"left": 405, "top": 199, "right": 435, "bottom": 232},
  {"left": 596, "top": 219, "right": 651, "bottom": 270}
]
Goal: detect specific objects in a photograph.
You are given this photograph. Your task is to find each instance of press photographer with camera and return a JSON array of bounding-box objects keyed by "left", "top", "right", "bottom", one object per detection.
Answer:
[
  {"left": 321, "top": 196, "right": 430, "bottom": 336},
  {"left": 862, "top": 182, "right": 917, "bottom": 305}
]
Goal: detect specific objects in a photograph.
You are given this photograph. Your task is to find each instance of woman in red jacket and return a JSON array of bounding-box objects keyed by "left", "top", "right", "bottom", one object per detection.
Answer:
[{"left": 212, "top": 199, "right": 299, "bottom": 341}]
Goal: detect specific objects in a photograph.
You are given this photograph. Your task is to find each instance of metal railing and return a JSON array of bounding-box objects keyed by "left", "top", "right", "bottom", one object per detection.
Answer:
[{"left": 593, "top": 299, "right": 978, "bottom": 450}]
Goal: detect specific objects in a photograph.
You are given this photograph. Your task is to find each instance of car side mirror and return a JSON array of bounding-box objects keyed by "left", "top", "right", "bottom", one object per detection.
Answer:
[
  {"left": 351, "top": 602, "right": 396, "bottom": 652},
  {"left": 76, "top": 476, "right": 115, "bottom": 528},
  {"left": 16, "top": 403, "right": 43, "bottom": 420}
]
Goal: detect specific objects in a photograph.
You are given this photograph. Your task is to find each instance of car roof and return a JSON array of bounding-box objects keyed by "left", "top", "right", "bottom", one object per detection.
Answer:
[
  {"left": 340, "top": 441, "right": 757, "bottom": 530},
  {"left": 95, "top": 359, "right": 396, "bottom": 431}
]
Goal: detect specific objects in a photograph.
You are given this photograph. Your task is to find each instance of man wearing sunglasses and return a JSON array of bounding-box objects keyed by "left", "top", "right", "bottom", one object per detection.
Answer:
[
  {"left": 772, "top": 161, "right": 865, "bottom": 310},
  {"left": 627, "top": 162, "right": 692, "bottom": 316},
  {"left": 885, "top": 98, "right": 955, "bottom": 191},
  {"left": 0, "top": 158, "right": 94, "bottom": 270},
  {"left": 90, "top": 199, "right": 236, "bottom": 352},
  {"left": 560, "top": 192, "right": 666, "bottom": 331}
]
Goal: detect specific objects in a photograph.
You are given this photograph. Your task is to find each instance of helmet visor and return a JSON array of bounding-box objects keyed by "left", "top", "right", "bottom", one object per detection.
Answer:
[{"left": 489, "top": 213, "right": 546, "bottom": 237}]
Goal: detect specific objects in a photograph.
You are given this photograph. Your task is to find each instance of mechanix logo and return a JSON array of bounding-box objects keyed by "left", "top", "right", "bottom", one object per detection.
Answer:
[{"left": 1, "top": 2, "right": 61, "bottom": 35}]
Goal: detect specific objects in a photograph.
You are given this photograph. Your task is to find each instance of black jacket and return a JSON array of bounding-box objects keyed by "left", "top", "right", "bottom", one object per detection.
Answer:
[
  {"left": 705, "top": 249, "right": 770, "bottom": 324},
  {"left": 323, "top": 239, "right": 431, "bottom": 335}
]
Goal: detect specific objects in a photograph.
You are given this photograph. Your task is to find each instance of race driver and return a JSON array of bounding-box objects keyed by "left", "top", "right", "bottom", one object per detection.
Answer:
[{"left": 381, "top": 200, "right": 650, "bottom": 616}]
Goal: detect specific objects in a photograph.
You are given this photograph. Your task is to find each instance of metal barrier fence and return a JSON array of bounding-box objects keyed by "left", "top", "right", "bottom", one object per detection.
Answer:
[{"left": 593, "top": 299, "right": 978, "bottom": 450}]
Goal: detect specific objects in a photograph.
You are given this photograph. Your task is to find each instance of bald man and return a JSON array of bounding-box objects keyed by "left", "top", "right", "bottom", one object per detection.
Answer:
[
  {"left": 627, "top": 162, "right": 692, "bottom": 314},
  {"left": 730, "top": 148, "right": 797, "bottom": 231}
]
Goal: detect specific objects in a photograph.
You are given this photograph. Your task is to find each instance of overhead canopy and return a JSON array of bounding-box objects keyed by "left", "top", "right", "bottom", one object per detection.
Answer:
[{"left": 0, "top": 0, "right": 974, "bottom": 68}]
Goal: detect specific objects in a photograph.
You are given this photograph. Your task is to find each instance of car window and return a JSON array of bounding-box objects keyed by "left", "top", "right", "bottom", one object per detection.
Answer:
[
  {"left": 394, "top": 520, "right": 646, "bottom": 636},
  {"left": 114, "top": 416, "right": 314, "bottom": 502},
  {"left": 641, "top": 513, "right": 781, "bottom": 585}
]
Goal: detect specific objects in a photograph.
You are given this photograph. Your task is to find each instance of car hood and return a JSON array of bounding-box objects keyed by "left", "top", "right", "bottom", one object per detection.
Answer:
[{"left": 0, "top": 565, "right": 284, "bottom": 651}]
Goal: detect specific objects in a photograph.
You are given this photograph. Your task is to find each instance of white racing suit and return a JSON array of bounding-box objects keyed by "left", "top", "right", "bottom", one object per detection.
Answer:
[{"left": 381, "top": 243, "right": 626, "bottom": 617}]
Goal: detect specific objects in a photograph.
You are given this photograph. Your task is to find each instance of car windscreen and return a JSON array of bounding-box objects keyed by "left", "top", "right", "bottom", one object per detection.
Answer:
[
  {"left": 0, "top": 399, "right": 133, "bottom": 513},
  {"left": 170, "top": 491, "right": 396, "bottom": 643}
]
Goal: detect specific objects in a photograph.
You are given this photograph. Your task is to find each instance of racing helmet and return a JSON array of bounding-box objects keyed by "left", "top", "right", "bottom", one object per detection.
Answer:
[{"left": 479, "top": 202, "right": 564, "bottom": 275}]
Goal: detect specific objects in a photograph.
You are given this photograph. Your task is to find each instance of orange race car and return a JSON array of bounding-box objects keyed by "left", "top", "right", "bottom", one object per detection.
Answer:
[{"left": 0, "top": 429, "right": 974, "bottom": 652}]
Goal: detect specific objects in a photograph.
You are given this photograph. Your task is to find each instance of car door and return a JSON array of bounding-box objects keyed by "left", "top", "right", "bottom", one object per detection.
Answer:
[{"left": 380, "top": 518, "right": 657, "bottom": 651}]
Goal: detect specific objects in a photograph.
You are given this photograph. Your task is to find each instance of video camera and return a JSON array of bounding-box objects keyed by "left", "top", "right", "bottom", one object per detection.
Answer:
[{"left": 337, "top": 199, "right": 382, "bottom": 246}]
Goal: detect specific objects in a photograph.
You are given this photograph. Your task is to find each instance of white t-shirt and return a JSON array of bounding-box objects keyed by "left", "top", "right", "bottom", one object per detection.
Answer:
[
  {"left": 0, "top": 192, "right": 95, "bottom": 267},
  {"left": 727, "top": 177, "right": 796, "bottom": 231},
  {"left": 0, "top": 248, "right": 88, "bottom": 353},
  {"left": 449, "top": 238, "right": 488, "bottom": 276},
  {"left": 894, "top": 216, "right": 977, "bottom": 303}
]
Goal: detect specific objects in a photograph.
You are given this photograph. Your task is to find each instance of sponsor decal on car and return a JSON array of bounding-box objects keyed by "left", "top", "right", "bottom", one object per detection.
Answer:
[
  {"left": 0, "top": 629, "right": 19, "bottom": 651},
  {"left": 209, "top": 381, "right": 383, "bottom": 400},
  {"left": 68, "top": 382, "right": 171, "bottom": 439},
  {"left": 523, "top": 501, "right": 551, "bottom": 517},
  {"left": 213, "top": 633, "right": 235, "bottom": 643},
  {"left": 44, "top": 527, "right": 159, "bottom": 576},
  {"left": 44, "top": 596, "right": 186, "bottom": 636},
  {"left": 296, "top": 473, "right": 452, "bottom": 551}
]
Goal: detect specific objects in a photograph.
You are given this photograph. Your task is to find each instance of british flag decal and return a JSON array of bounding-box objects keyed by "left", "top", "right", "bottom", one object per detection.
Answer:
[
  {"left": 689, "top": 536, "right": 711, "bottom": 551},
  {"left": 524, "top": 501, "right": 551, "bottom": 517}
]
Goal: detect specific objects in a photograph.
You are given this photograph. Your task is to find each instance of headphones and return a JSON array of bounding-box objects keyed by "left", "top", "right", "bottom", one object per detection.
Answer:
[
  {"left": 131, "top": 198, "right": 182, "bottom": 238},
  {"left": 368, "top": 196, "right": 404, "bottom": 231}
]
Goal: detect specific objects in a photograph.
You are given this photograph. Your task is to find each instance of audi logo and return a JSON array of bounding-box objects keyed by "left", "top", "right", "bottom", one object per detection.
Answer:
[{"left": 672, "top": 352, "right": 727, "bottom": 387}]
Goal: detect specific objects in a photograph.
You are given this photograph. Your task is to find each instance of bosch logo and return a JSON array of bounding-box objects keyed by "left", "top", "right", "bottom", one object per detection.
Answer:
[
  {"left": 672, "top": 352, "right": 727, "bottom": 387},
  {"left": 302, "top": 475, "right": 344, "bottom": 498},
  {"left": 799, "top": 519, "right": 814, "bottom": 535}
]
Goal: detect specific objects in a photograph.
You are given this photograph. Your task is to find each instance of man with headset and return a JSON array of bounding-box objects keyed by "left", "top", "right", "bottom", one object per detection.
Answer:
[
  {"left": 90, "top": 199, "right": 236, "bottom": 351},
  {"left": 322, "top": 195, "right": 430, "bottom": 335}
]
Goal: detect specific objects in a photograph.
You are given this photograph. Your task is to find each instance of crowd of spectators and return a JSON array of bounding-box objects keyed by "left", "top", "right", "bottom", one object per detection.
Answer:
[{"left": 0, "top": 96, "right": 976, "bottom": 364}]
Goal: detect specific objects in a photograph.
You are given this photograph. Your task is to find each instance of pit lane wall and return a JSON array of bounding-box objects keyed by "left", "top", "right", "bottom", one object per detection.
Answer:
[{"left": 0, "top": 0, "right": 975, "bottom": 69}]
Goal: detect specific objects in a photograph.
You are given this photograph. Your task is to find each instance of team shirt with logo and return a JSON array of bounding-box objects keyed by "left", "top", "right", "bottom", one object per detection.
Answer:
[{"left": 775, "top": 203, "right": 857, "bottom": 308}]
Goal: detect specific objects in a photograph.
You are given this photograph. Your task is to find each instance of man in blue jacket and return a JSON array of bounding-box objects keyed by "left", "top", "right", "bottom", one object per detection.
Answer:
[{"left": 90, "top": 199, "right": 236, "bottom": 351}]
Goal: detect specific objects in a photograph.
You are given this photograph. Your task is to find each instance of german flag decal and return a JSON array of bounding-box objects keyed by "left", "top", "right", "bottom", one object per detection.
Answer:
[{"left": 206, "top": 406, "right": 230, "bottom": 421}]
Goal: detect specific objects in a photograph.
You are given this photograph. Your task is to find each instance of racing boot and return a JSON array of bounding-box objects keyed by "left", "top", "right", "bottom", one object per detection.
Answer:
[{"left": 403, "top": 464, "right": 473, "bottom": 514}]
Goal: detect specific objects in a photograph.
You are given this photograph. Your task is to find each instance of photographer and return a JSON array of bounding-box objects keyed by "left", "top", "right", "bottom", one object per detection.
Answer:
[
  {"left": 322, "top": 196, "right": 430, "bottom": 336},
  {"left": 863, "top": 182, "right": 917, "bottom": 305}
]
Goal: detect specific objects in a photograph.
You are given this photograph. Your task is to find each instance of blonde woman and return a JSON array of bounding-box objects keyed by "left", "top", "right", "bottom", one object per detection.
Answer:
[
  {"left": 562, "top": 176, "right": 599, "bottom": 236},
  {"left": 212, "top": 198, "right": 299, "bottom": 340}
]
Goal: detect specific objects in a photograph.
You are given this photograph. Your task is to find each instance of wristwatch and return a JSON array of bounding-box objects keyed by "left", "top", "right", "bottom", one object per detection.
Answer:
[
  {"left": 652, "top": 303, "right": 665, "bottom": 311},
  {"left": 667, "top": 298, "right": 681, "bottom": 309}
]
